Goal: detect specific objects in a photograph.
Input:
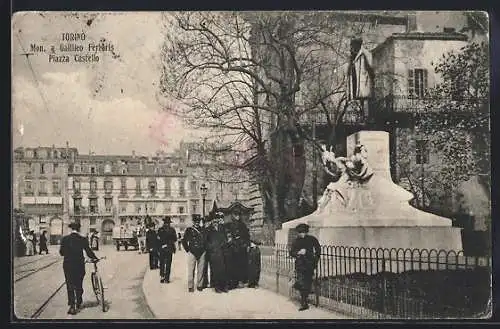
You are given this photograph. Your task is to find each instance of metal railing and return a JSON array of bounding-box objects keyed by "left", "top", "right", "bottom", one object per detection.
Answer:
[{"left": 260, "top": 244, "right": 491, "bottom": 319}]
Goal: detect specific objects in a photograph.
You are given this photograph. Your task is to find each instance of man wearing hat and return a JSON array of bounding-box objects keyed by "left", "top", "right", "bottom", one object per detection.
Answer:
[
  {"left": 157, "top": 216, "right": 177, "bottom": 283},
  {"left": 205, "top": 212, "right": 229, "bottom": 293},
  {"left": 182, "top": 214, "right": 207, "bottom": 292},
  {"left": 145, "top": 221, "right": 159, "bottom": 270},
  {"left": 289, "top": 223, "right": 321, "bottom": 311},
  {"left": 59, "top": 221, "right": 99, "bottom": 315}
]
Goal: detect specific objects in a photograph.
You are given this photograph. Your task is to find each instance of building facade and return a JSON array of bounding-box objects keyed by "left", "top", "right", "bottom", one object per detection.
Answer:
[
  {"left": 13, "top": 142, "right": 259, "bottom": 244},
  {"left": 13, "top": 144, "right": 77, "bottom": 244}
]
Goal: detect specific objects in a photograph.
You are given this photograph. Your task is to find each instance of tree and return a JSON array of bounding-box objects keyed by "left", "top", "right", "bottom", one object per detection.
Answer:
[
  {"left": 159, "top": 12, "right": 377, "bottom": 225},
  {"left": 400, "top": 41, "right": 490, "bottom": 214}
]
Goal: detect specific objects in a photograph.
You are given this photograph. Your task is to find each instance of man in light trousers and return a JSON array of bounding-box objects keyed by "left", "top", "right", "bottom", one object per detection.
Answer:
[{"left": 181, "top": 214, "right": 207, "bottom": 292}]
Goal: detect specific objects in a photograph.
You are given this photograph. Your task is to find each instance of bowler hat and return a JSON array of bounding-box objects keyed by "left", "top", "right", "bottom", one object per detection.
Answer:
[
  {"left": 215, "top": 212, "right": 224, "bottom": 218},
  {"left": 295, "top": 223, "right": 309, "bottom": 233},
  {"left": 192, "top": 214, "right": 201, "bottom": 222},
  {"left": 68, "top": 221, "right": 81, "bottom": 230},
  {"left": 163, "top": 216, "right": 172, "bottom": 224}
]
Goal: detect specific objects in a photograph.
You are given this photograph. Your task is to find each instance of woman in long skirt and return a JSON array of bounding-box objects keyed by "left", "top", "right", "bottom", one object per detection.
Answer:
[{"left": 25, "top": 231, "right": 34, "bottom": 256}]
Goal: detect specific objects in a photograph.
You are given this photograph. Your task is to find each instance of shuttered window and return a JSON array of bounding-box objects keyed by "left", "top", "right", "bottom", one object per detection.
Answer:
[{"left": 408, "top": 69, "right": 428, "bottom": 98}]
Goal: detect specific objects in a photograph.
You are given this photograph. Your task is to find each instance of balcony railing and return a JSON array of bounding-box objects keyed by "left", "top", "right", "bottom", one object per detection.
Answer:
[{"left": 374, "top": 95, "right": 485, "bottom": 114}]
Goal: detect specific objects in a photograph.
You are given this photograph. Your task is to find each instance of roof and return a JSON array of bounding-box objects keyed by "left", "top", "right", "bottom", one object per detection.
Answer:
[{"left": 372, "top": 32, "right": 468, "bottom": 54}]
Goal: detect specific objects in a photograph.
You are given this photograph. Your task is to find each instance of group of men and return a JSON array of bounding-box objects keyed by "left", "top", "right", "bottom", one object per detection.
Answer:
[{"left": 144, "top": 212, "right": 261, "bottom": 293}]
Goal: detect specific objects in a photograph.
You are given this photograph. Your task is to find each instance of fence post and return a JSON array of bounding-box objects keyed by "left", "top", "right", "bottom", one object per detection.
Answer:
[
  {"left": 381, "top": 258, "right": 387, "bottom": 315},
  {"left": 276, "top": 245, "right": 280, "bottom": 294},
  {"left": 315, "top": 266, "right": 320, "bottom": 307}
]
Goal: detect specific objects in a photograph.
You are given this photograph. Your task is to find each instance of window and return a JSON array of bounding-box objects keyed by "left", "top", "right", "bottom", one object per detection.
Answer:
[
  {"left": 135, "top": 180, "right": 141, "bottom": 195},
  {"left": 408, "top": 69, "right": 428, "bottom": 98},
  {"left": 33, "top": 150, "right": 38, "bottom": 158},
  {"left": 415, "top": 139, "right": 430, "bottom": 164},
  {"left": 90, "top": 165, "right": 96, "bottom": 174},
  {"left": 121, "top": 205, "right": 127, "bottom": 213},
  {"left": 74, "top": 164, "right": 81, "bottom": 173},
  {"left": 73, "top": 179, "right": 80, "bottom": 191},
  {"left": 53, "top": 150, "right": 58, "bottom": 159},
  {"left": 179, "top": 217, "right": 185, "bottom": 224},
  {"left": 74, "top": 198, "right": 82, "bottom": 213},
  {"left": 105, "top": 197, "right": 113, "bottom": 212},
  {"left": 104, "top": 180, "right": 113, "bottom": 194},
  {"left": 149, "top": 179, "right": 157, "bottom": 195},
  {"left": 191, "top": 200, "right": 198, "bottom": 214},
  {"left": 178, "top": 206, "right": 185, "bottom": 214},
  {"left": 165, "top": 178, "right": 171, "bottom": 197},
  {"left": 39, "top": 180, "right": 47, "bottom": 195},
  {"left": 120, "top": 178, "right": 127, "bottom": 195},
  {"left": 136, "top": 204, "right": 142, "bottom": 214},
  {"left": 90, "top": 217, "right": 96, "bottom": 225},
  {"left": 25, "top": 180, "right": 33, "bottom": 195},
  {"left": 52, "top": 181, "right": 61, "bottom": 195},
  {"left": 89, "top": 198, "right": 98, "bottom": 213},
  {"left": 104, "top": 163, "right": 112, "bottom": 174},
  {"left": 40, "top": 163, "right": 45, "bottom": 174},
  {"left": 179, "top": 179, "right": 185, "bottom": 197},
  {"left": 26, "top": 162, "right": 32, "bottom": 174},
  {"left": 190, "top": 181, "right": 198, "bottom": 195},
  {"left": 53, "top": 163, "right": 58, "bottom": 173},
  {"left": 165, "top": 205, "right": 171, "bottom": 214},
  {"left": 90, "top": 180, "right": 97, "bottom": 193}
]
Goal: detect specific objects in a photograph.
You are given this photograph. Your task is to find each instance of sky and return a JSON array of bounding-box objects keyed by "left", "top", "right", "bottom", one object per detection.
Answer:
[{"left": 12, "top": 12, "right": 205, "bottom": 156}]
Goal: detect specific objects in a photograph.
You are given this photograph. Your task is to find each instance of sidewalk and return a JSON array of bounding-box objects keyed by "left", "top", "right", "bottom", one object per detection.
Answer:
[{"left": 142, "top": 251, "right": 348, "bottom": 319}]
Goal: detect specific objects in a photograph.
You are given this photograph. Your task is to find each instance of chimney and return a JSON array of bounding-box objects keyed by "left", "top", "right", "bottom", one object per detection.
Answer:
[
  {"left": 350, "top": 38, "right": 363, "bottom": 61},
  {"left": 132, "top": 150, "right": 136, "bottom": 158},
  {"left": 406, "top": 13, "right": 417, "bottom": 32}
]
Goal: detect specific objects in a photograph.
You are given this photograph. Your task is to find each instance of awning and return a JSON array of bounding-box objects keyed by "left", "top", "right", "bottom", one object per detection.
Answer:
[{"left": 22, "top": 196, "right": 63, "bottom": 204}]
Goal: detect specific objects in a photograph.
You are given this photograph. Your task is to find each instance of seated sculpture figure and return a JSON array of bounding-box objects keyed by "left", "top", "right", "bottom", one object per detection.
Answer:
[{"left": 316, "top": 144, "right": 375, "bottom": 213}]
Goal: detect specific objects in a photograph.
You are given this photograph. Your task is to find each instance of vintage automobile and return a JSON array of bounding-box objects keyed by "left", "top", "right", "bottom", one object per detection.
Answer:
[{"left": 112, "top": 225, "right": 139, "bottom": 251}]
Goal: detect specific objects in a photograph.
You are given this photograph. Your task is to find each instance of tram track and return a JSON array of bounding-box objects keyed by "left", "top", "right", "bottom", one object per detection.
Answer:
[
  {"left": 30, "top": 281, "right": 66, "bottom": 319},
  {"left": 14, "top": 259, "right": 63, "bottom": 283}
]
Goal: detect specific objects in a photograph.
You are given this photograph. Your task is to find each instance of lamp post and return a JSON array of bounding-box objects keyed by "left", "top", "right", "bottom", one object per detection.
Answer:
[{"left": 200, "top": 183, "right": 208, "bottom": 220}]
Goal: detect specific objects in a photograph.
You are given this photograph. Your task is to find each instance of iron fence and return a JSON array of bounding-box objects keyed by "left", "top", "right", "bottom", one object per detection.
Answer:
[{"left": 260, "top": 244, "right": 491, "bottom": 319}]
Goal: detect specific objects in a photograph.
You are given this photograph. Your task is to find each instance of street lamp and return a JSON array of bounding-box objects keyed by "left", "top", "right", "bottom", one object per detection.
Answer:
[{"left": 200, "top": 183, "right": 208, "bottom": 219}]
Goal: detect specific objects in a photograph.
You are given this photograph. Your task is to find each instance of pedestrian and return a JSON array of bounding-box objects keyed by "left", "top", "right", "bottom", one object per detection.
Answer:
[
  {"left": 226, "top": 211, "right": 250, "bottom": 287},
  {"left": 177, "top": 232, "right": 182, "bottom": 251},
  {"left": 157, "top": 216, "right": 177, "bottom": 283},
  {"left": 145, "top": 224, "right": 159, "bottom": 270},
  {"left": 25, "top": 231, "right": 34, "bottom": 256},
  {"left": 39, "top": 230, "right": 49, "bottom": 255},
  {"left": 206, "top": 212, "right": 229, "bottom": 293},
  {"left": 59, "top": 221, "right": 99, "bottom": 315},
  {"left": 31, "top": 230, "right": 38, "bottom": 255},
  {"left": 182, "top": 214, "right": 207, "bottom": 292},
  {"left": 223, "top": 231, "right": 239, "bottom": 290},
  {"left": 247, "top": 240, "right": 261, "bottom": 288},
  {"left": 289, "top": 223, "right": 321, "bottom": 311},
  {"left": 90, "top": 230, "right": 99, "bottom": 251}
]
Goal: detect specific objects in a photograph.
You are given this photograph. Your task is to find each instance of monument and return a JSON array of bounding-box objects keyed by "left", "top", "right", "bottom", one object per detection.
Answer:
[{"left": 275, "top": 131, "right": 463, "bottom": 251}]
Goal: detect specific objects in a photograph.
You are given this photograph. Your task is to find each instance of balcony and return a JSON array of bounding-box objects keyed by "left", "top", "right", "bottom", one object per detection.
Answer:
[{"left": 374, "top": 95, "right": 485, "bottom": 115}]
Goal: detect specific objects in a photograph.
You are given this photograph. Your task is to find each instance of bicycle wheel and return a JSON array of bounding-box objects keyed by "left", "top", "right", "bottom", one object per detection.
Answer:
[
  {"left": 98, "top": 276, "right": 106, "bottom": 312},
  {"left": 91, "top": 272, "right": 101, "bottom": 303}
]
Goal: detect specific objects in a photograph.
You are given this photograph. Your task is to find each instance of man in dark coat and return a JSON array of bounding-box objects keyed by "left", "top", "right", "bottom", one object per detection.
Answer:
[
  {"left": 59, "top": 222, "right": 99, "bottom": 315},
  {"left": 206, "top": 212, "right": 229, "bottom": 293},
  {"left": 289, "top": 223, "right": 321, "bottom": 311},
  {"left": 157, "top": 217, "right": 177, "bottom": 283},
  {"left": 226, "top": 211, "right": 250, "bottom": 287},
  {"left": 39, "top": 230, "right": 49, "bottom": 254},
  {"left": 182, "top": 214, "right": 207, "bottom": 292},
  {"left": 223, "top": 231, "right": 239, "bottom": 290},
  {"left": 247, "top": 240, "right": 261, "bottom": 288},
  {"left": 145, "top": 224, "right": 159, "bottom": 270}
]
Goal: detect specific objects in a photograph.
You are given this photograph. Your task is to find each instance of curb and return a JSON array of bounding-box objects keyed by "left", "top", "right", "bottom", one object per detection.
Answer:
[{"left": 141, "top": 268, "right": 157, "bottom": 319}]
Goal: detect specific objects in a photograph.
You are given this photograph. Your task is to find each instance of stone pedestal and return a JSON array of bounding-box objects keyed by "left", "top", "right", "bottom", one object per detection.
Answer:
[{"left": 275, "top": 131, "right": 463, "bottom": 252}]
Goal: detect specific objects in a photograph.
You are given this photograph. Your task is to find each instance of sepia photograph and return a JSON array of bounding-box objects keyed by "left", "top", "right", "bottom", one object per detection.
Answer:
[{"left": 11, "top": 10, "right": 491, "bottom": 320}]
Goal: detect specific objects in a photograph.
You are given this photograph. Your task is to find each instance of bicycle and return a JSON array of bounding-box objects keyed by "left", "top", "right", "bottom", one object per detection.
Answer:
[{"left": 85, "top": 256, "right": 107, "bottom": 312}]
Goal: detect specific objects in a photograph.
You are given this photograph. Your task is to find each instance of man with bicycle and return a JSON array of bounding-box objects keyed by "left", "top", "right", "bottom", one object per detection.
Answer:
[{"left": 60, "top": 221, "right": 99, "bottom": 315}]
